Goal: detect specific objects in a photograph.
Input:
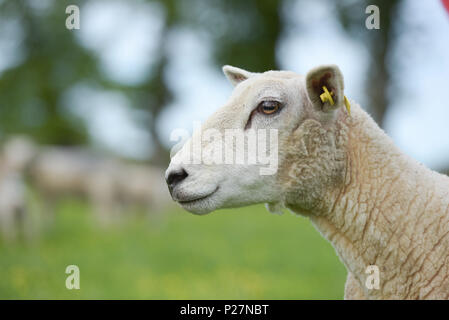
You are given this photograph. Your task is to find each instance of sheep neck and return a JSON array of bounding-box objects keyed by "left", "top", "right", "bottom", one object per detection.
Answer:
[{"left": 306, "top": 105, "right": 449, "bottom": 299}]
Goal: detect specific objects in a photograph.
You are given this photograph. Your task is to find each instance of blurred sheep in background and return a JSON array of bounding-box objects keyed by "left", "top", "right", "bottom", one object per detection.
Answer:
[
  {"left": 0, "top": 137, "right": 35, "bottom": 241},
  {"left": 31, "top": 146, "right": 171, "bottom": 222},
  {"left": 0, "top": 136, "right": 172, "bottom": 239}
]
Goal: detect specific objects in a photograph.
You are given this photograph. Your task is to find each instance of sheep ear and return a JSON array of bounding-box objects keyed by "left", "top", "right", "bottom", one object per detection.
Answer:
[
  {"left": 305, "top": 65, "right": 345, "bottom": 113},
  {"left": 222, "top": 65, "right": 253, "bottom": 86}
]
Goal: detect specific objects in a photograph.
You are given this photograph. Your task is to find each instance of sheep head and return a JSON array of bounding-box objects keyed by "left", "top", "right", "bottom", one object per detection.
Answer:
[{"left": 165, "top": 65, "right": 349, "bottom": 216}]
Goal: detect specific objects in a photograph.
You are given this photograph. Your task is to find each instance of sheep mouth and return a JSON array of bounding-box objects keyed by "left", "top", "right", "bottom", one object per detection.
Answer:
[{"left": 177, "top": 187, "right": 219, "bottom": 205}]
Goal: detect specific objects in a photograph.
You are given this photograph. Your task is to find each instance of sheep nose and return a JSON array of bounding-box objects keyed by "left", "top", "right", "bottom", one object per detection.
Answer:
[{"left": 166, "top": 168, "right": 188, "bottom": 193}]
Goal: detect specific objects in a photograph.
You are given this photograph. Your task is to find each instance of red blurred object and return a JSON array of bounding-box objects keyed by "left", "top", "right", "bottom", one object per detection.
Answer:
[{"left": 442, "top": 0, "right": 449, "bottom": 15}]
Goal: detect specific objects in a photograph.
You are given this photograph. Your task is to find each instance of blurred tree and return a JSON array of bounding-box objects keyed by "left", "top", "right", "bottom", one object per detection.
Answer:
[
  {"left": 0, "top": 0, "right": 173, "bottom": 165},
  {"left": 0, "top": 0, "right": 94, "bottom": 145},
  {"left": 0, "top": 0, "right": 283, "bottom": 165},
  {"left": 336, "top": 0, "right": 401, "bottom": 128},
  {"left": 205, "top": 0, "right": 281, "bottom": 71},
  {"left": 177, "top": 0, "right": 281, "bottom": 71}
]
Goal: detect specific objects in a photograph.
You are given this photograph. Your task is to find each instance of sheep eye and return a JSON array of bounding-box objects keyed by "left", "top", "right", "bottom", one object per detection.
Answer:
[{"left": 258, "top": 100, "right": 281, "bottom": 115}]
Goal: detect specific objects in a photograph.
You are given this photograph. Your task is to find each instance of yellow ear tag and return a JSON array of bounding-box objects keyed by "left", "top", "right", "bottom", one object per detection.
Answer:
[
  {"left": 320, "top": 86, "right": 334, "bottom": 106},
  {"left": 344, "top": 96, "right": 351, "bottom": 115},
  {"left": 320, "top": 86, "right": 351, "bottom": 116}
]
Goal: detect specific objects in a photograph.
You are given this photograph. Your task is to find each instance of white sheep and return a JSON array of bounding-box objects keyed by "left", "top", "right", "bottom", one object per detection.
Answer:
[
  {"left": 30, "top": 146, "right": 171, "bottom": 222},
  {"left": 165, "top": 64, "right": 449, "bottom": 299},
  {"left": 0, "top": 170, "right": 27, "bottom": 241},
  {"left": 114, "top": 163, "right": 172, "bottom": 215},
  {"left": 30, "top": 147, "right": 98, "bottom": 201},
  {"left": 86, "top": 160, "right": 171, "bottom": 223},
  {"left": 0, "top": 137, "right": 33, "bottom": 241}
]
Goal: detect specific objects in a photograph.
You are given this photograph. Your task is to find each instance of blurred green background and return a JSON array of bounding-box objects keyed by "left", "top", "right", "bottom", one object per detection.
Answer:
[
  {"left": 0, "top": 0, "right": 448, "bottom": 299},
  {"left": 0, "top": 198, "right": 346, "bottom": 299}
]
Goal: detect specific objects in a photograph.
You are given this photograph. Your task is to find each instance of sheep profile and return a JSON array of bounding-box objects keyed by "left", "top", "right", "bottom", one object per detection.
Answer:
[{"left": 165, "top": 64, "right": 449, "bottom": 299}]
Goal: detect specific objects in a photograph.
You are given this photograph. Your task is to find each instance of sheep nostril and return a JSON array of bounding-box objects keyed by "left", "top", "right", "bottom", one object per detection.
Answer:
[{"left": 166, "top": 168, "right": 188, "bottom": 191}]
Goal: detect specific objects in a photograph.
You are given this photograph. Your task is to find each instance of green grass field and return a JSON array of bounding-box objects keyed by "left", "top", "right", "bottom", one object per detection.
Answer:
[{"left": 0, "top": 197, "right": 347, "bottom": 299}]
